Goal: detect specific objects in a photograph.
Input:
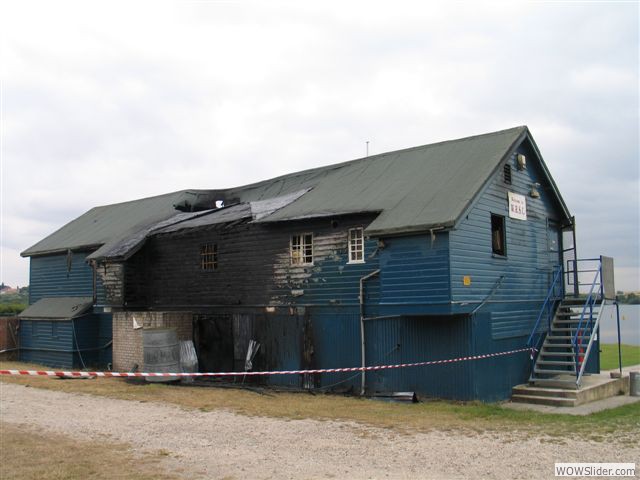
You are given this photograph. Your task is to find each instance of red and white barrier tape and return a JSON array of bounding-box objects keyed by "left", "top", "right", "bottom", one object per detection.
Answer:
[{"left": 0, "top": 347, "right": 535, "bottom": 378}]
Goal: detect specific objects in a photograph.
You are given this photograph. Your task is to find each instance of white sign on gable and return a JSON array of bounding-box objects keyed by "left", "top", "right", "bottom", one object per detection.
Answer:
[{"left": 508, "top": 192, "right": 527, "bottom": 220}]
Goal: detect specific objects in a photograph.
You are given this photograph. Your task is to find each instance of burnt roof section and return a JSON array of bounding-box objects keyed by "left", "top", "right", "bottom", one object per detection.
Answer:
[
  {"left": 21, "top": 190, "right": 221, "bottom": 258},
  {"left": 21, "top": 126, "right": 572, "bottom": 259}
]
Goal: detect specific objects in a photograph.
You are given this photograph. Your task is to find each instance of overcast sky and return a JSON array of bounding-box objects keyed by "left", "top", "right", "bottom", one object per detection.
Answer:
[{"left": 1, "top": 1, "right": 638, "bottom": 290}]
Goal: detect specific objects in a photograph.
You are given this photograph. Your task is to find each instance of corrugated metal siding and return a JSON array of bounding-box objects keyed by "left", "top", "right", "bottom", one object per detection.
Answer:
[
  {"left": 450, "top": 141, "right": 565, "bottom": 338},
  {"left": 365, "top": 315, "right": 474, "bottom": 400},
  {"left": 308, "top": 306, "right": 361, "bottom": 390},
  {"left": 29, "top": 252, "right": 97, "bottom": 304},
  {"left": 471, "top": 312, "right": 531, "bottom": 401},
  {"left": 189, "top": 306, "right": 475, "bottom": 398},
  {"left": 379, "top": 233, "right": 450, "bottom": 312}
]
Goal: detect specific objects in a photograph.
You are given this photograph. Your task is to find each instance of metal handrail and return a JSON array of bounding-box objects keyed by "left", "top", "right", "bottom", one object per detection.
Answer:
[
  {"left": 572, "top": 259, "right": 602, "bottom": 381},
  {"left": 471, "top": 275, "right": 505, "bottom": 315},
  {"left": 527, "top": 266, "right": 563, "bottom": 348},
  {"left": 576, "top": 304, "right": 604, "bottom": 386}
]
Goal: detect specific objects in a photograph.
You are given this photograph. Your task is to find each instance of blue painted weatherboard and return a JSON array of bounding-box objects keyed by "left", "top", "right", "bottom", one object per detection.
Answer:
[
  {"left": 302, "top": 236, "right": 380, "bottom": 307},
  {"left": 378, "top": 233, "right": 450, "bottom": 314},
  {"left": 20, "top": 319, "right": 75, "bottom": 368},
  {"left": 450, "top": 140, "right": 565, "bottom": 336},
  {"left": 29, "top": 251, "right": 104, "bottom": 305},
  {"left": 20, "top": 314, "right": 111, "bottom": 369},
  {"left": 25, "top": 251, "right": 112, "bottom": 368},
  {"left": 446, "top": 140, "right": 574, "bottom": 399}
]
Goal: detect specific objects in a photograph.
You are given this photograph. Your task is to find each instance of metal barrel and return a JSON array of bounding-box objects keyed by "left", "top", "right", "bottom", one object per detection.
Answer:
[
  {"left": 143, "top": 328, "right": 180, "bottom": 382},
  {"left": 630, "top": 372, "right": 640, "bottom": 397}
]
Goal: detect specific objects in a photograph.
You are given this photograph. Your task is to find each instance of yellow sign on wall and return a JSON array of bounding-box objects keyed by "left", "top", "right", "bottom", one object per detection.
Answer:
[{"left": 463, "top": 276, "right": 471, "bottom": 286}]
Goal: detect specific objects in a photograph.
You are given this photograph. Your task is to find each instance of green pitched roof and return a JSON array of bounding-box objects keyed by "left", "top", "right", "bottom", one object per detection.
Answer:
[
  {"left": 19, "top": 297, "right": 93, "bottom": 320},
  {"left": 237, "top": 126, "right": 531, "bottom": 235},
  {"left": 21, "top": 190, "right": 213, "bottom": 257},
  {"left": 22, "top": 126, "right": 569, "bottom": 259}
]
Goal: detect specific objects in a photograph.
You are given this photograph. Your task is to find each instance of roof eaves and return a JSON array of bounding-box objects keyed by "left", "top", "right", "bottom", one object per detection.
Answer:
[
  {"left": 21, "top": 244, "right": 104, "bottom": 258},
  {"left": 364, "top": 220, "right": 455, "bottom": 238},
  {"left": 451, "top": 126, "right": 529, "bottom": 230},
  {"left": 523, "top": 131, "right": 573, "bottom": 224}
]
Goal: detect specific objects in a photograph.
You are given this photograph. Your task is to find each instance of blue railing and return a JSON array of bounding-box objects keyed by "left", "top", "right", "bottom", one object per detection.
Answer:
[
  {"left": 526, "top": 266, "right": 563, "bottom": 366},
  {"left": 572, "top": 259, "right": 602, "bottom": 379}
]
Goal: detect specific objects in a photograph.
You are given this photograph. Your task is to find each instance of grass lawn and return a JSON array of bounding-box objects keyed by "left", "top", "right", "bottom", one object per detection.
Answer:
[
  {"left": 600, "top": 343, "right": 640, "bottom": 371},
  {"left": 1, "top": 360, "right": 639, "bottom": 444},
  {"left": 0, "top": 423, "right": 179, "bottom": 480}
]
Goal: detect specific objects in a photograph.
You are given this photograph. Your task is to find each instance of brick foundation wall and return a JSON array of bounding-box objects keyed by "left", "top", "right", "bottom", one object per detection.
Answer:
[{"left": 112, "top": 311, "right": 192, "bottom": 371}]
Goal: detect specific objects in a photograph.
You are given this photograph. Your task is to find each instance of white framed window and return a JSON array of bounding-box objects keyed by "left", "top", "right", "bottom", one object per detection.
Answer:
[
  {"left": 291, "top": 233, "right": 313, "bottom": 265},
  {"left": 348, "top": 228, "right": 365, "bottom": 263}
]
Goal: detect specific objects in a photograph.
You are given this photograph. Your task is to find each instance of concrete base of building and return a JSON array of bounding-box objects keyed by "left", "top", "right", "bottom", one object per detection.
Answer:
[{"left": 509, "top": 365, "right": 639, "bottom": 410}]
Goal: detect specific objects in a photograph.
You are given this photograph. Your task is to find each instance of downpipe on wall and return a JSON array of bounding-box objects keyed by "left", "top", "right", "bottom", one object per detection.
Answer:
[{"left": 360, "top": 269, "right": 380, "bottom": 396}]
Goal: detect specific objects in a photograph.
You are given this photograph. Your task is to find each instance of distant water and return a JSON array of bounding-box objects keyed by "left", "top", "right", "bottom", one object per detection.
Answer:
[{"left": 599, "top": 304, "right": 640, "bottom": 346}]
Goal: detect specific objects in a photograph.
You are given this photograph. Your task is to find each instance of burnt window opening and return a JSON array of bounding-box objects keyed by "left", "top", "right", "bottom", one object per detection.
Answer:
[
  {"left": 291, "top": 233, "right": 313, "bottom": 265},
  {"left": 491, "top": 214, "right": 506, "bottom": 256},
  {"left": 503, "top": 163, "right": 512, "bottom": 184},
  {"left": 200, "top": 243, "right": 218, "bottom": 270},
  {"left": 348, "top": 227, "right": 365, "bottom": 263}
]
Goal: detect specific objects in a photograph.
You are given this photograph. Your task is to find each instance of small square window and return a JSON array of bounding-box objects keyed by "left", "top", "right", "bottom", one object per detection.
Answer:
[
  {"left": 201, "top": 243, "right": 218, "bottom": 270},
  {"left": 348, "top": 228, "right": 365, "bottom": 263},
  {"left": 291, "top": 234, "right": 313, "bottom": 265},
  {"left": 491, "top": 214, "right": 506, "bottom": 256}
]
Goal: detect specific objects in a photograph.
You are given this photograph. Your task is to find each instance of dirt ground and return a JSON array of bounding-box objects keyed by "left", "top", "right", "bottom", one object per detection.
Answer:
[{"left": 1, "top": 382, "right": 638, "bottom": 479}]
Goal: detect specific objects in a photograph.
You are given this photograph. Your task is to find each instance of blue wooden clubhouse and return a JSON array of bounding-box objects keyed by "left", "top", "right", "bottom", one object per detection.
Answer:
[{"left": 20, "top": 126, "right": 614, "bottom": 401}]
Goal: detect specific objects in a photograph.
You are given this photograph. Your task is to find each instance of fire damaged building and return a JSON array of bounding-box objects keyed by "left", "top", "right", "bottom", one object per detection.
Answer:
[{"left": 20, "top": 125, "right": 605, "bottom": 401}]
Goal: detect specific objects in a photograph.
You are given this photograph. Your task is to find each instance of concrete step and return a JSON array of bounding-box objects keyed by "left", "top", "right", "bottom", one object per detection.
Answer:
[
  {"left": 512, "top": 385, "right": 578, "bottom": 399},
  {"left": 515, "top": 374, "right": 631, "bottom": 406},
  {"left": 511, "top": 394, "right": 576, "bottom": 407},
  {"left": 530, "top": 377, "right": 578, "bottom": 389}
]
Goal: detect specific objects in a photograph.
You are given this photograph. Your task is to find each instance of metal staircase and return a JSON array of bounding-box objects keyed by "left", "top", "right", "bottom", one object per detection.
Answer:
[
  {"left": 530, "top": 297, "right": 604, "bottom": 388},
  {"left": 526, "top": 256, "right": 614, "bottom": 390}
]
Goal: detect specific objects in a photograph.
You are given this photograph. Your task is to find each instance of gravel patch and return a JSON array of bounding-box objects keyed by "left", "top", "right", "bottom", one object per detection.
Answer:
[{"left": 1, "top": 382, "right": 637, "bottom": 479}]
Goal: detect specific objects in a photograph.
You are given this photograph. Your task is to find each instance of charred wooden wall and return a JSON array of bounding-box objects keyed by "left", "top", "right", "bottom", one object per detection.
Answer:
[{"left": 124, "top": 213, "right": 380, "bottom": 309}]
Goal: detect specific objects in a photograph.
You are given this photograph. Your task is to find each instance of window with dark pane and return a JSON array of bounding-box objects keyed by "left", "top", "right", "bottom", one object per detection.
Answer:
[
  {"left": 200, "top": 243, "right": 218, "bottom": 270},
  {"left": 291, "top": 233, "right": 313, "bottom": 265},
  {"left": 503, "top": 163, "right": 512, "bottom": 184},
  {"left": 491, "top": 214, "right": 506, "bottom": 256}
]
